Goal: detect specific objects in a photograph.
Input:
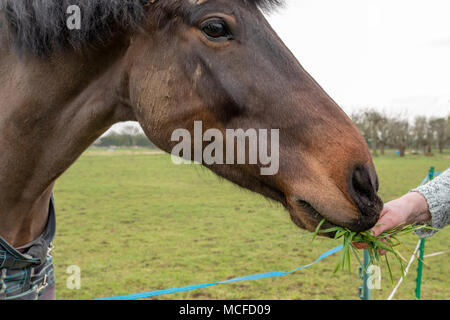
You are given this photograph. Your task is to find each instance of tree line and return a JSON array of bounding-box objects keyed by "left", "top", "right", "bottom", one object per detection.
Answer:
[
  {"left": 95, "top": 114, "right": 450, "bottom": 158},
  {"left": 350, "top": 109, "right": 450, "bottom": 157},
  {"left": 94, "top": 125, "right": 156, "bottom": 149}
]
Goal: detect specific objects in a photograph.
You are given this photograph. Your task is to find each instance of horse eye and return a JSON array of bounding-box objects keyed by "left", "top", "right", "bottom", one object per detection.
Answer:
[{"left": 200, "top": 19, "right": 233, "bottom": 41}]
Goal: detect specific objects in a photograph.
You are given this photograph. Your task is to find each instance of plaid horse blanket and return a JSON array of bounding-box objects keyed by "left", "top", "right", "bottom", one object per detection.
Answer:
[{"left": 0, "top": 197, "right": 56, "bottom": 300}]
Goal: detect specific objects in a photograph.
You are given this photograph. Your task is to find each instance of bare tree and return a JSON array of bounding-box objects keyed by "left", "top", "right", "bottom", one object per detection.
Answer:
[
  {"left": 447, "top": 115, "right": 450, "bottom": 148},
  {"left": 120, "top": 124, "right": 142, "bottom": 136},
  {"left": 363, "top": 110, "right": 383, "bottom": 157},
  {"left": 447, "top": 115, "right": 450, "bottom": 141},
  {"left": 378, "top": 114, "right": 390, "bottom": 155},
  {"left": 412, "top": 116, "right": 428, "bottom": 154},
  {"left": 351, "top": 109, "right": 449, "bottom": 156},
  {"left": 430, "top": 117, "right": 447, "bottom": 154},
  {"left": 389, "top": 118, "right": 410, "bottom": 157},
  {"left": 425, "top": 119, "right": 434, "bottom": 156},
  {"left": 350, "top": 110, "right": 371, "bottom": 144}
]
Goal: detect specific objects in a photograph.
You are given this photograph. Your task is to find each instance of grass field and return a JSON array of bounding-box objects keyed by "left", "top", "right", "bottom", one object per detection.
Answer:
[{"left": 53, "top": 148, "right": 450, "bottom": 300}]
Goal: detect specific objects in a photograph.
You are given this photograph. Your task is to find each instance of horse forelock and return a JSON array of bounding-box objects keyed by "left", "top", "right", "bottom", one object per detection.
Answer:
[
  {"left": 0, "top": 0, "right": 150, "bottom": 57},
  {"left": 0, "top": 0, "right": 283, "bottom": 58}
]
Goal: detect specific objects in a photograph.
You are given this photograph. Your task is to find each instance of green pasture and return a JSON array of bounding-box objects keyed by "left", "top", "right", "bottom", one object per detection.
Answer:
[{"left": 53, "top": 148, "right": 450, "bottom": 300}]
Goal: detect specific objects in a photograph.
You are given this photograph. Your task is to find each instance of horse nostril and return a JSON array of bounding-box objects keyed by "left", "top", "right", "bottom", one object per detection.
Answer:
[
  {"left": 347, "top": 165, "right": 383, "bottom": 232},
  {"left": 348, "top": 165, "right": 380, "bottom": 216},
  {"left": 352, "top": 167, "right": 374, "bottom": 206}
]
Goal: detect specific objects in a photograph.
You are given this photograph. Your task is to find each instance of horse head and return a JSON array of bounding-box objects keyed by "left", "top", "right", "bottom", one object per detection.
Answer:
[{"left": 124, "top": 0, "right": 383, "bottom": 233}]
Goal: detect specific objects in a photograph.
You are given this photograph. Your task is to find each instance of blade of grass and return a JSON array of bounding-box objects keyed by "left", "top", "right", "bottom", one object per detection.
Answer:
[
  {"left": 385, "top": 255, "right": 394, "bottom": 285},
  {"left": 312, "top": 218, "right": 326, "bottom": 242},
  {"left": 310, "top": 220, "right": 435, "bottom": 285}
]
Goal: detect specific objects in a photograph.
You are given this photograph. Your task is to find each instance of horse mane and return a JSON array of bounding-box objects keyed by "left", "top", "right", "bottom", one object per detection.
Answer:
[{"left": 0, "top": 0, "right": 283, "bottom": 58}]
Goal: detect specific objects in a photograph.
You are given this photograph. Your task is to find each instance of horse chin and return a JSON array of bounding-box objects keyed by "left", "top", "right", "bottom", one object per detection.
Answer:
[
  {"left": 287, "top": 200, "right": 339, "bottom": 238},
  {"left": 287, "top": 196, "right": 382, "bottom": 236}
]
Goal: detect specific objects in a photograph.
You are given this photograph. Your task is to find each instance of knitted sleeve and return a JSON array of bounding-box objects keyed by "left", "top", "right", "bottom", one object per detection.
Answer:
[{"left": 410, "top": 168, "right": 450, "bottom": 238}]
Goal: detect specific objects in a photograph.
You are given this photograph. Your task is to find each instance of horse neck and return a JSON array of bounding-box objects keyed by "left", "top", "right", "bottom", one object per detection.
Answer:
[{"left": 0, "top": 41, "right": 136, "bottom": 247}]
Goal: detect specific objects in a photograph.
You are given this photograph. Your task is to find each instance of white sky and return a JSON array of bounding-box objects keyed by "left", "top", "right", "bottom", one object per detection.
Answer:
[
  {"left": 110, "top": 0, "right": 450, "bottom": 133},
  {"left": 266, "top": 0, "right": 450, "bottom": 118}
]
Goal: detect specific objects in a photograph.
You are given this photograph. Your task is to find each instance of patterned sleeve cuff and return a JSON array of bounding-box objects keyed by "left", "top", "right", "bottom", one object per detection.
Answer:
[{"left": 410, "top": 169, "right": 450, "bottom": 238}]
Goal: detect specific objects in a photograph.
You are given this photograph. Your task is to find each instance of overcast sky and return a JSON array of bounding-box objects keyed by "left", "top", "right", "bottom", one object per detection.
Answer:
[
  {"left": 111, "top": 0, "right": 449, "bottom": 133},
  {"left": 267, "top": 0, "right": 450, "bottom": 118}
]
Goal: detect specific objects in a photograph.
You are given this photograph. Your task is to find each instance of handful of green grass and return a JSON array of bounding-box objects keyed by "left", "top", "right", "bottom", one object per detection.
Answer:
[{"left": 312, "top": 218, "right": 434, "bottom": 284}]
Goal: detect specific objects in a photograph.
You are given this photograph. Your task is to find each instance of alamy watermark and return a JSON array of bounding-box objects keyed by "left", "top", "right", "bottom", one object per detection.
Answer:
[
  {"left": 66, "top": 5, "right": 81, "bottom": 30},
  {"left": 66, "top": 265, "right": 81, "bottom": 290},
  {"left": 171, "top": 121, "right": 280, "bottom": 176},
  {"left": 366, "top": 265, "right": 382, "bottom": 290}
]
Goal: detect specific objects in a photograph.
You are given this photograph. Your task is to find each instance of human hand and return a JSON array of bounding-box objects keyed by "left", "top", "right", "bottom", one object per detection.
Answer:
[{"left": 353, "top": 192, "right": 431, "bottom": 253}]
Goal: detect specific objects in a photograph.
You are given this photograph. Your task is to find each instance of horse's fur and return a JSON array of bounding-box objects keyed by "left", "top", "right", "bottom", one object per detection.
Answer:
[
  {"left": 0, "top": 0, "right": 282, "bottom": 57},
  {"left": 0, "top": 1, "right": 382, "bottom": 298}
]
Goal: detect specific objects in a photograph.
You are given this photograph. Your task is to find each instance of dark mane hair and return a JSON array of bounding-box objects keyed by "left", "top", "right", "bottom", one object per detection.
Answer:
[{"left": 0, "top": 0, "right": 283, "bottom": 57}]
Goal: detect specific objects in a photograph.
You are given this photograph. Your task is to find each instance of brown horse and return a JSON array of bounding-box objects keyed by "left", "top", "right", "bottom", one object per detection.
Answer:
[{"left": 0, "top": 0, "right": 382, "bottom": 299}]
